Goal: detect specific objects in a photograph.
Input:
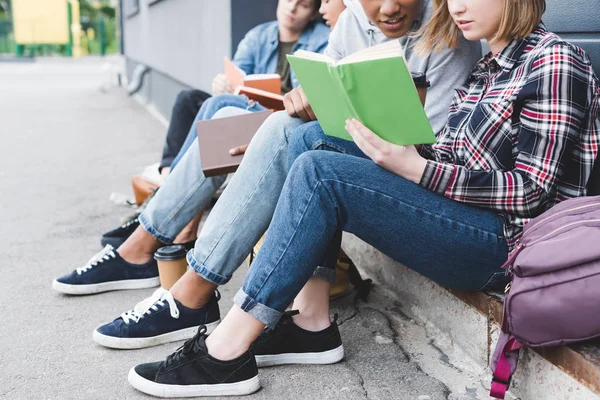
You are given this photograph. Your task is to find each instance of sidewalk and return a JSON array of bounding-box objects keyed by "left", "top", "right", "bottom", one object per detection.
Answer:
[{"left": 0, "top": 58, "right": 469, "bottom": 400}]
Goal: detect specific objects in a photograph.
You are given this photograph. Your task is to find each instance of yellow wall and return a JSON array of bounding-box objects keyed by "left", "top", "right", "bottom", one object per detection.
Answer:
[{"left": 12, "top": 0, "right": 70, "bottom": 44}]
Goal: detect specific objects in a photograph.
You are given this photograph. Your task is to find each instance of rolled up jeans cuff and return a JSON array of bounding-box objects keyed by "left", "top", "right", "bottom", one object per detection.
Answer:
[
  {"left": 139, "top": 212, "right": 174, "bottom": 244},
  {"left": 234, "top": 289, "right": 282, "bottom": 329},
  {"left": 313, "top": 266, "right": 336, "bottom": 283},
  {"left": 186, "top": 249, "right": 231, "bottom": 286}
]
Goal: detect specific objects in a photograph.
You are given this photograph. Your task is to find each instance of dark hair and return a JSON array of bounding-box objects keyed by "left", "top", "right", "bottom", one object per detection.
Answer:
[{"left": 312, "top": 0, "right": 322, "bottom": 13}]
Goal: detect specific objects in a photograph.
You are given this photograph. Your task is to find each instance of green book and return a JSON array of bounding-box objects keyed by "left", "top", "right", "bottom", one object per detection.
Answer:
[{"left": 287, "top": 41, "right": 435, "bottom": 146}]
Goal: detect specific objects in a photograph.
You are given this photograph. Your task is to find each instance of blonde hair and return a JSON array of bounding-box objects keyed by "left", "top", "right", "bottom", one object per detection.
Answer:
[{"left": 416, "top": 0, "right": 546, "bottom": 54}]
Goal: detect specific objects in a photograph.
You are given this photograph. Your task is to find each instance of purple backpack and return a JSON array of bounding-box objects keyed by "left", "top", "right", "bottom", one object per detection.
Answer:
[{"left": 490, "top": 195, "right": 600, "bottom": 399}]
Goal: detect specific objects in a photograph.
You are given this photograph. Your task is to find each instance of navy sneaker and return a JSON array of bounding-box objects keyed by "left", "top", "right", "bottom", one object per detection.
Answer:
[
  {"left": 93, "top": 289, "right": 221, "bottom": 349},
  {"left": 52, "top": 245, "right": 159, "bottom": 295},
  {"left": 251, "top": 310, "right": 344, "bottom": 367},
  {"left": 100, "top": 218, "right": 140, "bottom": 248},
  {"left": 128, "top": 326, "right": 260, "bottom": 397}
]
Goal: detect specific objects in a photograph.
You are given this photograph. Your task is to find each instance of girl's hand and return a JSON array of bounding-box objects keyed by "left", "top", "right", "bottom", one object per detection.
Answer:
[{"left": 345, "top": 119, "right": 427, "bottom": 184}]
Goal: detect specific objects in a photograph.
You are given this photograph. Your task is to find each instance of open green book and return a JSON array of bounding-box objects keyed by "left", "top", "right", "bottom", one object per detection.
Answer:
[{"left": 287, "top": 41, "right": 435, "bottom": 146}]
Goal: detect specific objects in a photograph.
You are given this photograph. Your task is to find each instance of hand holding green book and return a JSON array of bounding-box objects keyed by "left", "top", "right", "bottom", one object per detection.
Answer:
[{"left": 287, "top": 40, "right": 435, "bottom": 146}]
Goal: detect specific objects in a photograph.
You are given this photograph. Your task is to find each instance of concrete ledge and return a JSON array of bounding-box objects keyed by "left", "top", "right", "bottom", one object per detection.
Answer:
[
  {"left": 450, "top": 289, "right": 600, "bottom": 396},
  {"left": 342, "top": 233, "right": 600, "bottom": 399}
]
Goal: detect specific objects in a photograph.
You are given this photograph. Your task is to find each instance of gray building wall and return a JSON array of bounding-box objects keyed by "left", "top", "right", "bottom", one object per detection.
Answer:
[{"left": 122, "top": 0, "right": 278, "bottom": 120}]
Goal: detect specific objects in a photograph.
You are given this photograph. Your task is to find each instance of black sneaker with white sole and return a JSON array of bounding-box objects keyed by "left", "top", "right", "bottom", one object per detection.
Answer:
[
  {"left": 251, "top": 310, "right": 344, "bottom": 367},
  {"left": 100, "top": 218, "right": 140, "bottom": 248},
  {"left": 100, "top": 217, "right": 197, "bottom": 251},
  {"left": 52, "top": 245, "right": 159, "bottom": 295},
  {"left": 128, "top": 326, "right": 260, "bottom": 398},
  {"left": 93, "top": 289, "right": 221, "bottom": 349}
]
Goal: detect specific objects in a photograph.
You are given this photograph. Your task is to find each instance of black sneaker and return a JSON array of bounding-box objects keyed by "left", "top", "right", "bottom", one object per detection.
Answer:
[
  {"left": 100, "top": 218, "right": 140, "bottom": 248},
  {"left": 128, "top": 327, "right": 260, "bottom": 397},
  {"left": 93, "top": 289, "right": 221, "bottom": 349},
  {"left": 52, "top": 245, "right": 159, "bottom": 295},
  {"left": 100, "top": 218, "right": 196, "bottom": 251},
  {"left": 251, "top": 310, "right": 344, "bottom": 367}
]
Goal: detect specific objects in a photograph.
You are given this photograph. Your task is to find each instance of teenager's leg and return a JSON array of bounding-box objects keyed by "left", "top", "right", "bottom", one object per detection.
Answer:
[
  {"left": 287, "top": 120, "right": 366, "bottom": 169},
  {"left": 185, "top": 110, "right": 305, "bottom": 286},
  {"left": 170, "top": 94, "right": 265, "bottom": 170},
  {"left": 235, "top": 151, "right": 509, "bottom": 328},
  {"left": 290, "top": 277, "right": 332, "bottom": 331},
  {"left": 138, "top": 136, "right": 228, "bottom": 245},
  {"left": 160, "top": 89, "right": 211, "bottom": 172}
]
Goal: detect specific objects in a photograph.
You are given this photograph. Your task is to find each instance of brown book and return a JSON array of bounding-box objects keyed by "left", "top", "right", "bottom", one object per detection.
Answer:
[
  {"left": 197, "top": 110, "right": 273, "bottom": 177},
  {"left": 235, "top": 86, "right": 285, "bottom": 111},
  {"left": 224, "top": 57, "right": 281, "bottom": 95}
]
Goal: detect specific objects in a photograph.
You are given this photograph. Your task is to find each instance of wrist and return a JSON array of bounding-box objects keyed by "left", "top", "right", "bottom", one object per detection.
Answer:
[{"left": 403, "top": 155, "right": 427, "bottom": 184}]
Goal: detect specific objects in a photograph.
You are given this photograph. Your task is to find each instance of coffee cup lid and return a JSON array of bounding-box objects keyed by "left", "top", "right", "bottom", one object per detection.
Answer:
[
  {"left": 154, "top": 245, "right": 187, "bottom": 261},
  {"left": 411, "top": 72, "right": 431, "bottom": 88}
]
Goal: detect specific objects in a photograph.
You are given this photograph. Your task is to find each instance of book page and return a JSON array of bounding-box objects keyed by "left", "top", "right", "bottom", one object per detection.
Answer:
[
  {"left": 244, "top": 73, "right": 280, "bottom": 81},
  {"left": 337, "top": 40, "right": 404, "bottom": 65},
  {"left": 292, "top": 50, "right": 334, "bottom": 64},
  {"left": 224, "top": 57, "right": 245, "bottom": 87}
]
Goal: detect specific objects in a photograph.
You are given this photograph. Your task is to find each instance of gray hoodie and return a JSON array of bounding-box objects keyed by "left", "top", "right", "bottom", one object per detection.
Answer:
[{"left": 324, "top": 0, "right": 482, "bottom": 134}]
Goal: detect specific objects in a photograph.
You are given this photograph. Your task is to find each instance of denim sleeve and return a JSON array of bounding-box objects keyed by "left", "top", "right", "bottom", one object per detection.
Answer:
[{"left": 232, "top": 28, "right": 259, "bottom": 75}]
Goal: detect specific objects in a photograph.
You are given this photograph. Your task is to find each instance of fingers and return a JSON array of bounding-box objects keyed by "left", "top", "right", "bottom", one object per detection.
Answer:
[
  {"left": 298, "top": 87, "right": 316, "bottom": 121},
  {"left": 283, "top": 92, "right": 298, "bottom": 117},
  {"left": 352, "top": 119, "right": 389, "bottom": 150},
  {"left": 212, "top": 74, "right": 234, "bottom": 95},
  {"left": 283, "top": 87, "right": 312, "bottom": 121},
  {"left": 345, "top": 119, "right": 379, "bottom": 160},
  {"left": 289, "top": 95, "right": 310, "bottom": 121},
  {"left": 229, "top": 144, "right": 249, "bottom": 156}
]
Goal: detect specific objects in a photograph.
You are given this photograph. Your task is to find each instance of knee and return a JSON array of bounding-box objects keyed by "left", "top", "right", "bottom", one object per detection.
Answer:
[
  {"left": 289, "top": 151, "right": 331, "bottom": 179},
  {"left": 288, "top": 121, "right": 323, "bottom": 165},
  {"left": 254, "top": 111, "right": 296, "bottom": 144},
  {"left": 213, "top": 106, "right": 250, "bottom": 120},
  {"left": 175, "top": 89, "right": 196, "bottom": 106},
  {"left": 208, "top": 94, "right": 239, "bottom": 109}
]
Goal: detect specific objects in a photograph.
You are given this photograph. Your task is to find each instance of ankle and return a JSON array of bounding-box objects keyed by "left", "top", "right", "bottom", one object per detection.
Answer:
[
  {"left": 173, "top": 231, "right": 196, "bottom": 244},
  {"left": 117, "top": 227, "right": 161, "bottom": 264},
  {"left": 170, "top": 271, "right": 217, "bottom": 309},
  {"left": 205, "top": 334, "right": 248, "bottom": 361},
  {"left": 117, "top": 247, "right": 153, "bottom": 265},
  {"left": 292, "top": 312, "right": 331, "bottom": 332}
]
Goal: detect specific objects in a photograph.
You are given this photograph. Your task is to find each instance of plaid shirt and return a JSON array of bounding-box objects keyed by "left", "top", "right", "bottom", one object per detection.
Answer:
[{"left": 419, "top": 25, "right": 600, "bottom": 250}]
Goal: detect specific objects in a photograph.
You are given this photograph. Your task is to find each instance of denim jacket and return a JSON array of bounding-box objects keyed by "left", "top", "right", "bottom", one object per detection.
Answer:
[{"left": 232, "top": 21, "right": 330, "bottom": 89}]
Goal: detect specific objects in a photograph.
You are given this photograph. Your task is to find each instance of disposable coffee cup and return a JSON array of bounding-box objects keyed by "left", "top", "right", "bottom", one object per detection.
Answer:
[
  {"left": 411, "top": 72, "right": 430, "bottom": 107},
  {"left": 154, "top": 245, "right": 188, "bottom": 290}
]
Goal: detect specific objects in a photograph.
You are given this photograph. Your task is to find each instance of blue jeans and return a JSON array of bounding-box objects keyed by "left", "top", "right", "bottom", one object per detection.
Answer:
[
  {"left": 140, "top": 109, "right": 311, "bottom": 284},
  {"left": 170, "top": 94, "right": 266, "bottom": 170},
  {"left": 234, "top": 122, "right": 510, "bottom": 328}
]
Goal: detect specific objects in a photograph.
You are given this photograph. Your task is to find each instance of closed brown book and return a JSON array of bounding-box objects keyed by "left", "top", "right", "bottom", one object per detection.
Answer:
[
  {"left": 197, "top": 110, "right": 273, "bottom": 177},
  {"left": 235, "top": 86, "right": 285, "bottom": 111}
]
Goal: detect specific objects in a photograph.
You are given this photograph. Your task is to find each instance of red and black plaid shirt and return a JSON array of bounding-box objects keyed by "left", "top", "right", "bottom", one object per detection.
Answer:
[{"left": 419, "top": 25, "right": 600, "bottom": 250}]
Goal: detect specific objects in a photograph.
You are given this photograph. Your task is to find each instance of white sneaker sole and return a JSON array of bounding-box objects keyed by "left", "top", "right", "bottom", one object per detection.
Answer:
[
  {"left": 92, "top": 320, "right": 220, "bottom": 349},
  {"left": 52, "top": 276, "right": 160, "bottom": 295},
  {"left": 128, "top": 367, "right": 260, "bottom": 398},
  {"left": 255, "top": 344, "right": 344, "bottom": 367}
]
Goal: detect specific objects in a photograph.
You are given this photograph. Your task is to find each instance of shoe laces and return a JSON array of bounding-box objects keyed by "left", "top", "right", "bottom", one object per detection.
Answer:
[
  {"left": 120, "top": 217, "right": 139, "bottom": 229},
  {"left": 120, "top": 288, "right": 180, "bottom": 324},
  {"left": 164, "top": 326, "right": 208, "bottom": 369},
  {"left": 76, "top": 245, "right": 116, "bottom": 275}
]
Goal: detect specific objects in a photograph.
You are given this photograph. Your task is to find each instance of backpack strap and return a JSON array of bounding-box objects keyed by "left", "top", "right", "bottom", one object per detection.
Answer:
[{"left": 490, "top": 332, "right": 523, "bottom": 399}]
